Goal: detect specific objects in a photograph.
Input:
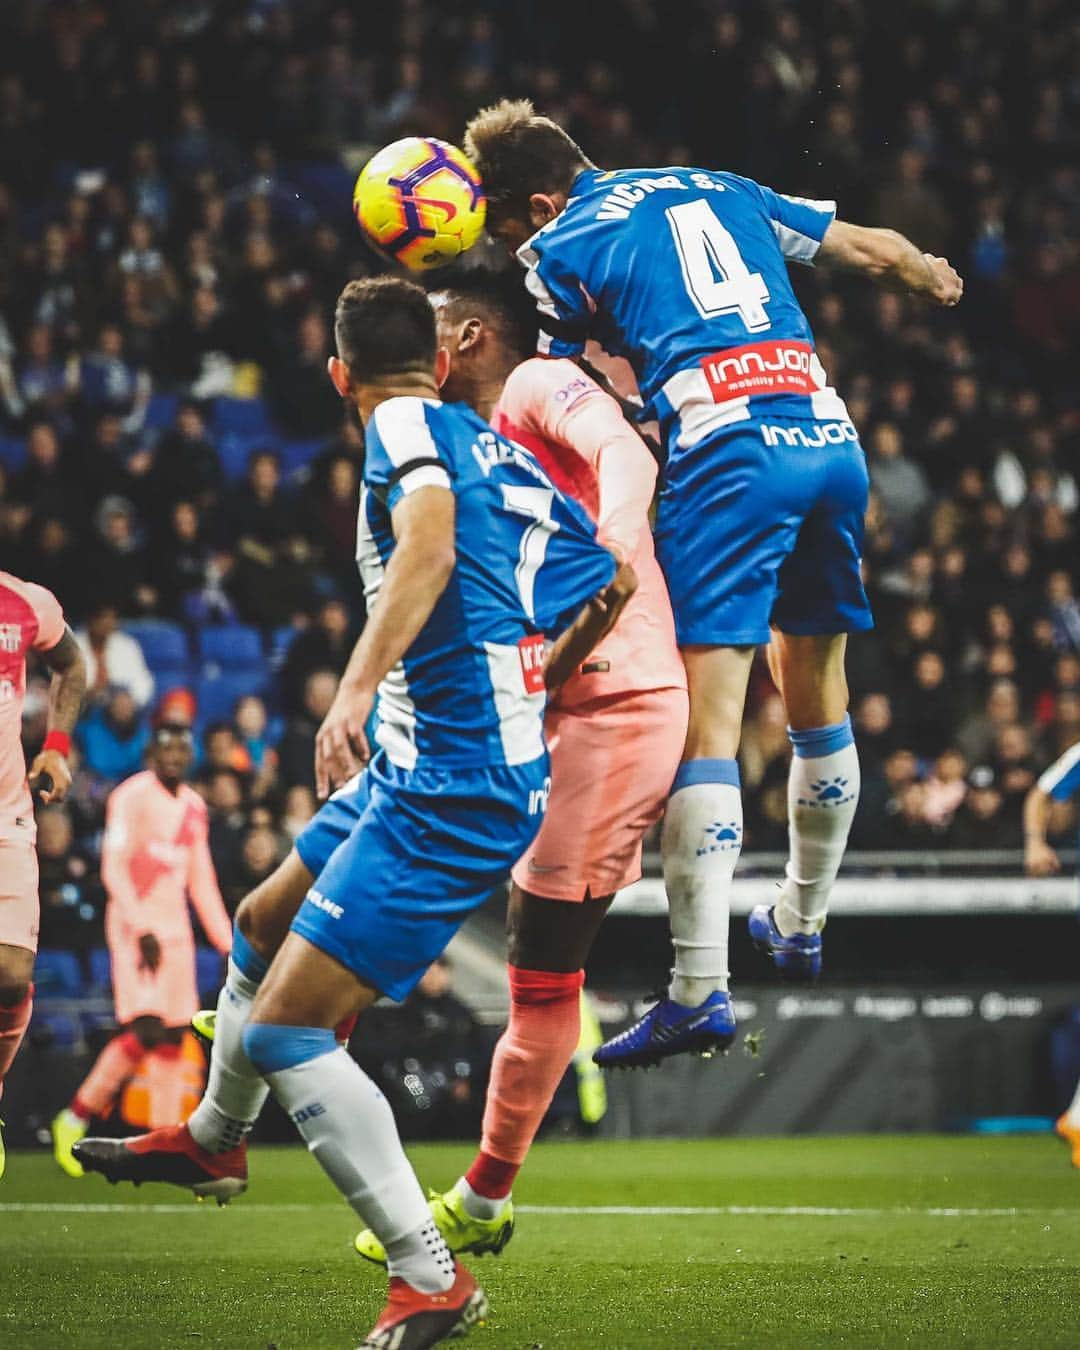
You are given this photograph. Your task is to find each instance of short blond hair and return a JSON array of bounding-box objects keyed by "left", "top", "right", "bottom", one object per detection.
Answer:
[{"left": 464, "top": 98, "right": 592, "bottom": 225}]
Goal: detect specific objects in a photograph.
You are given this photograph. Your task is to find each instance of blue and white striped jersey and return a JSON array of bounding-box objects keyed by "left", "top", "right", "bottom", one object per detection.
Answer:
[
  {"left": 358, "top": 396, "right": 615, "bottom": 771},
  {"left": 520, "top": 166, "right": 848, "bottom": 454},
  {"left": 1038, "top": 741, "right": 1080, "bottom": 804}
]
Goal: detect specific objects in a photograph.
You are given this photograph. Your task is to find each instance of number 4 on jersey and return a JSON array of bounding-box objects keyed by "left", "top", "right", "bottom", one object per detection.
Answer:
[{"left": 667, "top": 198, "right": 771, "bottom": 332}]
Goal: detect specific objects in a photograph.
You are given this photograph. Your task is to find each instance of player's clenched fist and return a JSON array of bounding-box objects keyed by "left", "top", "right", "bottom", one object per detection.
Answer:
[
  {"left": 315, "top": 680, "right": 374, "bottom": 798},
  {"left": 924, "top": 254, "right": 963, "bottom": 306},
  {"left": 28, "top": 746, "right": 72, "bottom": 804}
]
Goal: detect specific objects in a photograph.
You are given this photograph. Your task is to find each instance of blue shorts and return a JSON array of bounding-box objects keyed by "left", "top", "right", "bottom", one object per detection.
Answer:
[
  {"left": 292, "top": 750, "right": 548, "bottom": 1001},
  {"left": 655, "top": 416, "right": 874, "bottom": 647}
]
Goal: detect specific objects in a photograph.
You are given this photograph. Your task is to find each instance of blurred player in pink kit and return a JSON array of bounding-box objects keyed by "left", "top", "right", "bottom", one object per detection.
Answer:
[
  {"left": 52, "top": 721, "right": 232, "bottom": 1175},
  {"left": 0, "top": 571, "right": 86, "bottom": 1177},
  {"left": 352, "top": 269, "right": 688, "bottom": 1261}
]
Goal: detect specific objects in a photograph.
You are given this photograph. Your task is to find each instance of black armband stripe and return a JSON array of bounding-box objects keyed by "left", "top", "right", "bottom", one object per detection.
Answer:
[
  {"left": 386, "top": 456, "right": 448, "bottom": 488},
  {"left": 536, "top": 313, "right": 588, "bottom": 341}
]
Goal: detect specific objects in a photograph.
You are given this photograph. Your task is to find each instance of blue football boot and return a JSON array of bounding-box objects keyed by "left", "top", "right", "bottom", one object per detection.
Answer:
[
  {"left": 593, "top": 990, "right": 736, "bottom": 1070},
  {"left": 748, "top": 904, "right": 822, "bottom": 983}
]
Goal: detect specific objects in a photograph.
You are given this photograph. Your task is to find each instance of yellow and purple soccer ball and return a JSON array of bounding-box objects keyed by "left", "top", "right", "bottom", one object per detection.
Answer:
[{"left": 352, "top": 137, "right": 487, "bottom": 271}]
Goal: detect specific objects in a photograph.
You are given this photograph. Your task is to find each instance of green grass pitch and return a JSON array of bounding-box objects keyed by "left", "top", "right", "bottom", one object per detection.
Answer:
[{"left": 2, "top": 1136, "right": 1078, "bottom": 1348}]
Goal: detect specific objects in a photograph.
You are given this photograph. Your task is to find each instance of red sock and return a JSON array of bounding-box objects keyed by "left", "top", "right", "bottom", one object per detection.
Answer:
[
  {"left": 467, "top": 965, "right": 584, "bottom": 1199},
  {"left": 71, "top": 1029, "right": 144, "bottom": 1120},
  {"left": 0, "top": 983, "right": 34, "bottom": 1103}
]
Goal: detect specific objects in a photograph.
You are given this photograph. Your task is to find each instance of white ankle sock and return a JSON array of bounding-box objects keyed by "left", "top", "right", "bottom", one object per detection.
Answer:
[
  {"left": 457, "top": 1175, "right": 508, "bottom": 1220},
  {"left": 662, "top": 760, "right": 742, "bottom": 1005},
  {"left": 776, "top": 720, "right": 860, "bottom": 937},
  {"left": 262, "top": 1043, "right": 453, "bottom": 1294},
  {"left": 187, "top": 959, "right": 269, "bottom": 1154}
]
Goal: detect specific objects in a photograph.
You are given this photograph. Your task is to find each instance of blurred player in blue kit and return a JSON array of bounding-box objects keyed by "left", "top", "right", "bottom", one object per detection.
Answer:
[
  {"left": 75, "top": 275, "right": 633, "bottom": 1350},
  {"left": 1024, "top": 739, "right": 1080, "bottom": 1167},
  {"left": 464, "top": 100, "right": 964, "bottom": 1068}
]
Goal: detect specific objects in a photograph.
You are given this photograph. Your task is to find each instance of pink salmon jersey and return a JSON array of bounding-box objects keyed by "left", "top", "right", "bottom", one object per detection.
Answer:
[
  {"left": 0, "top": 571, "right": 66, "bottom": 843},
  {"left": 491, "top": 358, "right": 686, "bottom": 708}
]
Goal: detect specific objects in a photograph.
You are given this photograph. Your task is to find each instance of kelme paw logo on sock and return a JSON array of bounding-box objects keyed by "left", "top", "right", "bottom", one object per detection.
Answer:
[
  {"left": 798, "top": 775, "right": 856, "bottom": 808},
  {"left": 697, "top": 820, "right": 742, "bottom": 856}
]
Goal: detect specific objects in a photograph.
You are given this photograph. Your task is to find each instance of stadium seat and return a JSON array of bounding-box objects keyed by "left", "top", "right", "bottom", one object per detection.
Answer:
[
  {"left": 198, "top": 624, "right": 264, "bottom": 670},
  {"left": 280, "top": 438, "right": 329, "bottom": 478},
  {"left": 195, "top": 670, "right": 269, "bottom": 724},
  {"left": 269, "top": 623, "right": 301, "bottom": 669},
  {"left": 88, "top": 946, "right": 112, "bottom": 994},
  {"left": 144, "top": 392, "right": 180, "bottom": 431},
  {"left": 34, "top": 949, "right": 85, "bottom": 998},
  {"left": 196, "top": 946, "right": 224, "bottom": 998},
  {"left": 125, "top": 620, "right": 190, "bottom": 672},
  {"left": 217, "top": 432, "right": 270, "bottom": 482},
  {"left": 211, "top": 396, "right": 273, "bottom": 440},
  {"left": 33, "top": 1009, "right": 81, "bottom": 1049},
  {"left": 0, "top": 434, "right": 27, "bottom": 470}
]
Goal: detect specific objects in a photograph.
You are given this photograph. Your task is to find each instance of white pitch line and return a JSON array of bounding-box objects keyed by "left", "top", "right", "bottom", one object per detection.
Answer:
[{"left": 1, "top": 1202, "right": 1076, "bottom": 1218}]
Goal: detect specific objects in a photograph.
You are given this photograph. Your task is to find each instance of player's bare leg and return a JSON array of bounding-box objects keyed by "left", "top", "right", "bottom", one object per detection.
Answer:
[
  {"left": 357, "top": 885, "right": 612, "bottom": 1264},
  {"left": 244, "top": 933, "right": 485, "bottom": 1345},
  {"left": 0, "top": 942, "right": 35, "bottom": 1179},
  {"left": 748, "top": 632, "right": 859, "bottom": 981},
  {"left": 74, "top": 850, "right": 314, "bottom": 1197}
]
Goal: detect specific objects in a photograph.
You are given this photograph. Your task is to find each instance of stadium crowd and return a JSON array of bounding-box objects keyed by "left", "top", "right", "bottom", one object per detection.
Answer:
[{"left": 0, "top": 0, "right": 1077, "bottom": 955}]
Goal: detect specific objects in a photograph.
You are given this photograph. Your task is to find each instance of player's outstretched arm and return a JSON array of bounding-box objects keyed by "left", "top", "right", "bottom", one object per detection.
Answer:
[
  {"left": 1023, "top": 783, "right": 1060, "bottom": 876},
  {"left": 314, "top": 485, "right": 456, "bottom": 796},
  {"left": 28, "top": 626, "right": 86, "bottom": 804},
  {"left": 817, "top": 219, "right": 963, "bottom": 306},
  {"left": 543, "top": 559, "right": 638, "bottom": 696}
]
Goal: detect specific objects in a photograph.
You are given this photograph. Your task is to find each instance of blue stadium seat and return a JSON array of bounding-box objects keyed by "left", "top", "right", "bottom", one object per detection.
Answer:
[
  {"left": 195, "top": 670, "right": 269, "bottom": 724},
  {"left": 280, "top": 438, "right": 328, "bottom": 478},
  {"left": 34, "top": 949, "right": 85, "bottom": 998},
  {"left": 34, "top": 1009, "right": 81, "bottom": 1049},
  {"left": 0, "top": 435, "right": 27, "bottom": 470},
  {"left": 144, "top": 392, "right": 180, "bottom": 431},
  {"left": 125, "top": 620, "right": 190, "bottom": 671},
  {"left": 270, "top": 623, "right": 301, "bottom": 669},
  {"left": 211, "top": 396, "right": 273, "bottom": 440},
  {"left": 196, "top": 946, "right": 224, "bottom": 998},
  {"left": 217, "top": 433, "right": 268, "bottom": 482},
  {"left": 199, "top": 624, "right": 264, "bottom": 670},
  {"left": 88, "top": 946, "right": 112, "bottom": 994}
]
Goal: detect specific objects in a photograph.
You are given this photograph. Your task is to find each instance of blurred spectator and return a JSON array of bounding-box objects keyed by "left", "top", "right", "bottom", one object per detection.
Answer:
[
  {"left": 281, "top": 597, "right": 354, "bottom": 714},
  {"left": 76, "top": 688, "right": 149, "bottom": 784},
  {"left": 279, "top": 669, "right": 338, "bottom": 790},
  {"left": 947, "top": 765, "right": 1023, "bottom": 850},
  {"left": 36, "top": 804, "right": 102, "bottom": 951},
  {"left": 76, "top": 604, "right": 155, "bottom": 708}
]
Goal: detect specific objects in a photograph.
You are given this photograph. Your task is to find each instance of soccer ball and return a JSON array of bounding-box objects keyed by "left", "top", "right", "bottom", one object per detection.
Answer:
[{"left": 353, "top": 137, "right": 487, "bottom": 272}]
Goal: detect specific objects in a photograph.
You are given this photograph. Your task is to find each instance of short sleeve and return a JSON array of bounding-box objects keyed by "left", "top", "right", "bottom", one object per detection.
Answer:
[
  {"left": 757, "top": 185, "right": 836, "bottom": 264},
  {"left": 501, "top": 359, "right": 604, "bottom": 451},
  {"left": 365, "top": 398, "right": 453, "bottom": 511},
  {"left": 1038, "top": 743, "right": 1080, "bottom": 803},
  {"left": 27, "top": 582, "right": 66, "bottom": 651},
  {"left": 518, "top": 234, "right": 591, "bottom": 358}
]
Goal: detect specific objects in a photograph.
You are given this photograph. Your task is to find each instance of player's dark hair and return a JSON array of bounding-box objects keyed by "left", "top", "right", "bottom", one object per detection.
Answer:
[
  {"left": 334, "top": 276, "right": 437, "bottom": 382},
  {"left": 430, "top": 266, "right": 539, "bottom": 360},
  {"left": 464, "top": 99, "right": 593, "bottom": 229}
]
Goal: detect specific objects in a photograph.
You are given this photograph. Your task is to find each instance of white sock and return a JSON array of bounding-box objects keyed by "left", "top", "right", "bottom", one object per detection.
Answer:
[
  {"left": 264, "top": 1044, "right": 454, "bottom": 1294},
  {"left": 1066, "top": 1077, "right": 1080, "bottom": 1130},
  {"left": 187, "top": 959, "right": 270, "bottom": 1154},
  {"left": 776, "top": 719, "right": 860, "bottom": 937},
  {"left": 662, "top": 760, "right": 742, "bottom": 1005},
  {"left": 457, "top": 1175, "right": 508, "bottom": 1220}
]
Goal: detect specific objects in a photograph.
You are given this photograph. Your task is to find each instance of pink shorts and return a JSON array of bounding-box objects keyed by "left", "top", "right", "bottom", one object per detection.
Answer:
[
  {"left": 106, "top": 911, "right": 200, "bottom": 1027},
  {"left": 0, "top": 836, "right": 39, "bottom": 952},
  {"left": 512, "top": 686, "right": 689, "bottom": 902}
]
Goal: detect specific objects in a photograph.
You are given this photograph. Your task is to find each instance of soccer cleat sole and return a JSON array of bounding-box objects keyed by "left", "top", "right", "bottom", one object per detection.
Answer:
[
  {"left": 358, "top": 1288, "right": 489, "bottom": 1348},
  {"left": 71, "top": 1137, "right": 247, "bottom": 1205},
  {"left": 598, "top": 1028, "right": 736, "bottom": 1071}
]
